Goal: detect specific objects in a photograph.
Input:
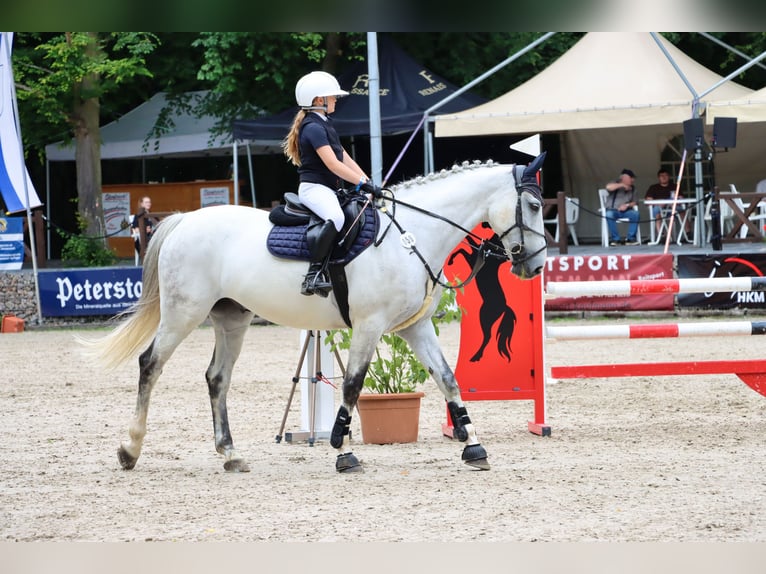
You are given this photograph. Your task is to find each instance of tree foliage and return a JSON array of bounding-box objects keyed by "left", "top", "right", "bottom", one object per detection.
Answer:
[
  {"left": 187, "top": 32, "right": 367, "bottom": 136},
  {"left": 14, "top": 32, "right": 158, "bottom": 240}
]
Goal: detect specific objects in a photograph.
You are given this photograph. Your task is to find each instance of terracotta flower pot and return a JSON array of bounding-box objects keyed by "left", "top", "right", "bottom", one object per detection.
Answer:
[{"left": 356, "top": 392, "right": 425, "bottom": 444}]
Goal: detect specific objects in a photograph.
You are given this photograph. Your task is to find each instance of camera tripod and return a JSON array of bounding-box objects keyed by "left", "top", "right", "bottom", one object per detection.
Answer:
[{"left": 275, "top": 330, "right": 346, "bottom": 446}]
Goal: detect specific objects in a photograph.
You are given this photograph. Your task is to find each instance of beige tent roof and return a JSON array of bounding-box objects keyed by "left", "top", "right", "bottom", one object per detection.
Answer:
[
  {"left": 706, "top": 85, "right": 766, "bottom": 123},
  {"left": 434, "top": 33, "right": 753, "bottom": 138}
]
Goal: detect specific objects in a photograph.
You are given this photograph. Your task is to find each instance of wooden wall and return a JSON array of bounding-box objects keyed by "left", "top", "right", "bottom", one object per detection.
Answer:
[{"left": 104, "top": 179, "right": 248, "bottom": 258}]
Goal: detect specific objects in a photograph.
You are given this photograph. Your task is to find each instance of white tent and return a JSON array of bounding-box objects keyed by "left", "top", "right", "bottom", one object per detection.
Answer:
[
  {"left": 433, "top": 33, "right": 756, "bottom": 243},
  {"left": 45, "top": 90, "right": 281, "bottom": 161},
  {"left": 706, "top": 85, "right": 766, "bottom": 124}
]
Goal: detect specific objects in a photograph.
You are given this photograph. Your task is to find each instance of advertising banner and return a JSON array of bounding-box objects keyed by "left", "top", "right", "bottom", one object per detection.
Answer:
[
  {"left": 677, "top": 253, "right": 766, "bottom": 309},
  {"left": 200, "top": 186, "right": 229, "bottom": 208},
  {"left": 38, "top": 267, "right": 143, "bottom": 317},
  {"left": 544, "top": 253, "right": 675, "bottom": 311},
  {"left": 103, "top": 192, "right": 131, "bottom": 238},
  {"left": 0, "top": 216, "right": 24, "bottom": 270}
]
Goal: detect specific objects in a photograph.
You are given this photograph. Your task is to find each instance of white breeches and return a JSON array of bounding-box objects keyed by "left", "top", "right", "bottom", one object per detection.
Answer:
[{"left": 298, "top": 182, "right": 345, "bottom": 232}]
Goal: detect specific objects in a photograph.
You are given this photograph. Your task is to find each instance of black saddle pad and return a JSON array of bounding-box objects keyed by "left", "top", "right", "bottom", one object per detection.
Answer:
[{"left": 267, "top": 203, "right": 379, "bottom": 265}]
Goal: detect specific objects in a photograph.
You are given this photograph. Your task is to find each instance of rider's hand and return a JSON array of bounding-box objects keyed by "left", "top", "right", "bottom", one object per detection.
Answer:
[{"left": 360, "top": 182, "right": 384, "bottom": 199}]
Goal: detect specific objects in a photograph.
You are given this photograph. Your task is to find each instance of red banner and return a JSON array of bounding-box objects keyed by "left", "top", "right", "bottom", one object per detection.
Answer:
[{"left": 543, "top": 253, "right": 675, "bottom": 311}]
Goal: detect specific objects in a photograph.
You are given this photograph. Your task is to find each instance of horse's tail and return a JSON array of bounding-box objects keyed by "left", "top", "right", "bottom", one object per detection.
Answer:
[
  {"left": 494, "top": 305, "right": 517, "bottom": 362},
  {"left": 78, "top": 213, "right": 186, "bottom": 371}
]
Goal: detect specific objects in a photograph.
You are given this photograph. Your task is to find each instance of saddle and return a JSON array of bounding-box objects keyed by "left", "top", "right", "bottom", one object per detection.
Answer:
[{"left": 267, "top": 191, "right": 378, "bottom": 265}]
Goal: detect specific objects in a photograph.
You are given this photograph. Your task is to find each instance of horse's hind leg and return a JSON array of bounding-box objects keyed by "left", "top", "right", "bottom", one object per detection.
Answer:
[
  {"left": 398, "top": 320, "right": 490, "bottom": 470},
  {"left": 118, "top": 341, "right": 160, "bottom": 470},
  {"left": 118, "top": 320, "right": 199, "bottom": 470},
  {"left": 206, "top": 298, "right": 254, "bottom": 473}
]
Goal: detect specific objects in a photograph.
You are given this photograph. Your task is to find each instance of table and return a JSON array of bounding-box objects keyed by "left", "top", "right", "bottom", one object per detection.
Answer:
[{"left": 643, "top": 199, "right": 698, "bottom": 245}]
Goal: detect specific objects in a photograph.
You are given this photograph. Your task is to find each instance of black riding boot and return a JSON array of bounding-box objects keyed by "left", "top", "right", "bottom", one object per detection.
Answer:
[{"left": 301, "top": 220, "right": 338, "bottom": 297}]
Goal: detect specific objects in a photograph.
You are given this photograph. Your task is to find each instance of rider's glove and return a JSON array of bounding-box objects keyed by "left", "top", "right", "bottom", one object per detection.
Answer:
[{"left": 360, "top": 182, "right": 384, "bottom": 199}]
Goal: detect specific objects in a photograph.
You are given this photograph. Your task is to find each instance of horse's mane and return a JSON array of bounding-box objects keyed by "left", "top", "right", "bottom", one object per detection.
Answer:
[{"left": 390, "top": 159, "right": 499, "bottom": 193}]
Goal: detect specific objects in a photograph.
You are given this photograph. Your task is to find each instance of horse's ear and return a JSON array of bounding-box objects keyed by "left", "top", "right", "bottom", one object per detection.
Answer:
[{"left": 522, "top": 151, "right": 547, "bottom": 183}]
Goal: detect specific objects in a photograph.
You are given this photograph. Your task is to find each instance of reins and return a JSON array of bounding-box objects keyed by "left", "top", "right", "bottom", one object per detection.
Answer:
[{"left": 374, "top": 171, "right": 545, "bottom": 291}]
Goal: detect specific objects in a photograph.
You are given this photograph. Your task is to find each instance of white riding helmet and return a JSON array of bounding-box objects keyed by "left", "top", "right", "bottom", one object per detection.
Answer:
[{"left": 295, "top": 71, "right": 349, "bottom": 108}]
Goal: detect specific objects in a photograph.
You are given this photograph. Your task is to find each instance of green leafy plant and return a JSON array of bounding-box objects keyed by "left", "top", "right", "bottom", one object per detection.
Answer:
[
  {"left": 329, "top": 287, "right": 463, "bottom": 394},
  {"left": 58, "top": 227, "right": 117, "bottom": 267}
]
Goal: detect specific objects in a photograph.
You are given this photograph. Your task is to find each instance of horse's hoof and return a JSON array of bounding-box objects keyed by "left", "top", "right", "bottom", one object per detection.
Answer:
[
  {"left": 465, "top": 457, "right": 490, "bottom": 470},
  {"left": 336, "top": 452, "right": 363, "bottom": 473},
  {"left": 117, "top": 446, "right": 137, "bottom": 470},
  {"left": 224, "top": 458, "right": 251, "bottom": 473},
  {"left": 462, "top": 444, "right": 490, "bottom": 470}
]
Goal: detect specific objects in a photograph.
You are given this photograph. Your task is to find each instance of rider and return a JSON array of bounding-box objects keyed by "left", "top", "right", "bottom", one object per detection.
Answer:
[{"left": 282, "top": 71, "right": 381, "bottom": 297}]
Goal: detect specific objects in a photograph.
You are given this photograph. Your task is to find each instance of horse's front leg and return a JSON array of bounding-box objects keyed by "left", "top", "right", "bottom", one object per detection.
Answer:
[
  {"left": 399, "top": 320, "right": 490, "bottom": 470},
  {"left": 330, "top": 330, "right": 378, "bottom": 473}
]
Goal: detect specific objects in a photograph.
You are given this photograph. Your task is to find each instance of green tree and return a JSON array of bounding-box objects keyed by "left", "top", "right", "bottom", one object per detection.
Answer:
[
  {"left": 14, "top": 32, "right": 158, "bottom": 241},
  {"left": 189, "top": 32, "right": 367, "bottom": 135}
]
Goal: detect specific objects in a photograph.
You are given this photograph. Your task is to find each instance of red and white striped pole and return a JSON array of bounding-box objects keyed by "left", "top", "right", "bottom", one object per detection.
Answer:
[
  {"left": 547, "top": 321, "right": 766, "bottom": 340},
  {"left": 546, "top": 277, "right": 766, "bottom": 298}
]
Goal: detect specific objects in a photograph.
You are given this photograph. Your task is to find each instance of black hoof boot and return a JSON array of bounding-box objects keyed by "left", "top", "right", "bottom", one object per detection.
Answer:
[
  {"left": 336, "top": 452, "right": 363, "bottom": 473},
  {"left": 462, "top": 444, "right": 490, "bottom": 470}
]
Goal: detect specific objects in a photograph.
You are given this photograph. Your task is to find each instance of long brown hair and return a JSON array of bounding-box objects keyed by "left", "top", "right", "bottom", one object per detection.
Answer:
[{"left": 282, "top": 109, "right": 306, "bottom": 166}]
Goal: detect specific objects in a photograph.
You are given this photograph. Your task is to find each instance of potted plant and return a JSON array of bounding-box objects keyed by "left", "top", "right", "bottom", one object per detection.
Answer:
[{"left": 329, "top": 288, "right": 462, "bottom": 444}]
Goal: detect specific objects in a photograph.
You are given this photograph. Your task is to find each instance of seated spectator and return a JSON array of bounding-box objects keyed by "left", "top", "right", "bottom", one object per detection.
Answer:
[{"left": 605, "top": 169, "right": 640, "bottom": 246}]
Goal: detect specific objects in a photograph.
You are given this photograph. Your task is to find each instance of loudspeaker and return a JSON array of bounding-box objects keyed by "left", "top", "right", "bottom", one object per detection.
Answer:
[
  {"left": 713, "top": 116, "right": 737, "bottom": 148},
  {"left": 683, "top": 117, "right": 704, "bottom": 150}
]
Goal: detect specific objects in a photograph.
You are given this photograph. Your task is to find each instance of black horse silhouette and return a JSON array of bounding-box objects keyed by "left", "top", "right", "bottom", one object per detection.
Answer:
[{"left": 448, "top": 226, "right": 516, "bottom": 362}]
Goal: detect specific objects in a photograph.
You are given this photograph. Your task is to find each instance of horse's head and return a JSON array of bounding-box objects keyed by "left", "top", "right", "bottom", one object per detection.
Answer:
[{"left": 489, "top": 152, "right": 547, "bottom": 279}]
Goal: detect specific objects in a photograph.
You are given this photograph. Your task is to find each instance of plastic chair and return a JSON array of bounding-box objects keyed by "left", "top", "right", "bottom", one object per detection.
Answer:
[
  {"left": 598, "top": 188, "right": 641, "bottom": 247},
  {"left": 543, "top": 197, "right": 579, "bottom": 245},
  {"left": 729, "top": 184, "right": 766, "bottom": 238}
]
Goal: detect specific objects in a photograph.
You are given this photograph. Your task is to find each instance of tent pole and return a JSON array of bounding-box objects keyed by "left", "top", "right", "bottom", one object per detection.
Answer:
[
  {"left": 698, "top": 33, "right": 766, "bottom": 73},
  {"left": 45, "top": 157, "right": 51, "bottom": 259},
  {"left": 426, "top": 124, "right": 434, "bottom": 174},
  {"left": 232, "top": 140, "right": 239, "bottom": 205},
  {"left": 367, "top": 32, "right": 383, "bottom": 185},
  {"left": 697, "top": 49, "right": 766, "bottom": 100},
  {"left": 424, "top": 32, "right": 556, "bottom": 119},
  {"left": 423, "top": 31, "right": 556, "bottom": 174},
  {"left": 245, "top": 141, "right": 256, "bottom": 207}
]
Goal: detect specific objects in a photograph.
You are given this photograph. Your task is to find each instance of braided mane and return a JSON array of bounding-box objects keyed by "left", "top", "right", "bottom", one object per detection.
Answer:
[{"left": 390, "top": 160, "right": 498, "bottom": 191}]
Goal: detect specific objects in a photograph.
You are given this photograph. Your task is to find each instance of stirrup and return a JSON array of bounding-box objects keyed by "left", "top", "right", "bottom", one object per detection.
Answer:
[{"left": 301, "top": 272, "right": 332, "bottom": 297}]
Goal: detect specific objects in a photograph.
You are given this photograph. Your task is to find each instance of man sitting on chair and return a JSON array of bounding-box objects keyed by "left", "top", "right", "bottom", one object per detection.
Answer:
[{"left": 605, "top": 169, "right": 640, "bottom": 246}]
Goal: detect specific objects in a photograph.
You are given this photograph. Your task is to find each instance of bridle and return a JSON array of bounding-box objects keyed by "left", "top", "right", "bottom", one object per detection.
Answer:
[
  {"left": 375, "top": 163, "right": 547, "bottom": 290},
  {"left": 498, "top": 165, "right": 548, "bottom": 269}
]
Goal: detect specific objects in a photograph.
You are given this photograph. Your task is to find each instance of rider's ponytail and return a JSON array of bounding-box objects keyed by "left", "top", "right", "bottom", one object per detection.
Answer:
[{"left": 282, "top": 109, "right": 306, "bottom": 166}]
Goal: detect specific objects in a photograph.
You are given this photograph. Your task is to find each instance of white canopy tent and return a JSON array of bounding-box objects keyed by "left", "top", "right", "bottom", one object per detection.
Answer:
[
  {"left": 45, "top": 91, "right": 281, "bottom": 162},
  {"left": 706, "top": 85, "right": 766, "bottom": 123},
  {"left": 433, "top": 33, "right": 757, "bottom": 243}
]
